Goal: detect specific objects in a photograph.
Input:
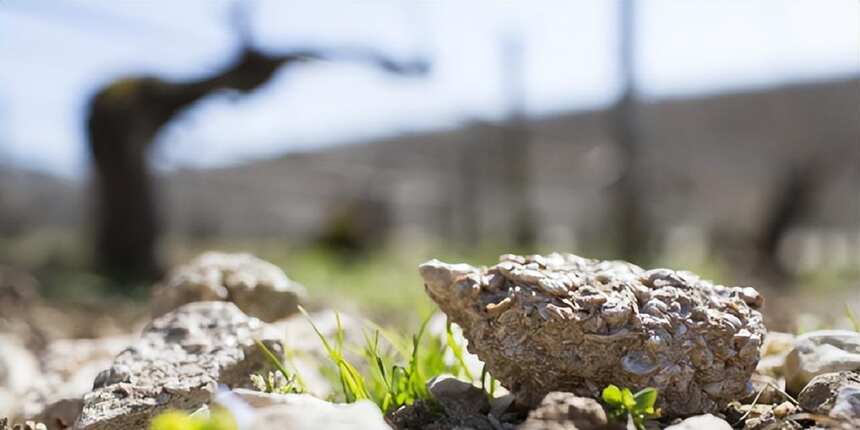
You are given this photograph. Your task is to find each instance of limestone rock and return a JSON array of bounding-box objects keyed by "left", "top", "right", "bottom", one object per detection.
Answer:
[
  {"left": 385, "top": 400, "right": 498, "bottom": 430},
  {"left": 0, "top": 334, "right": 40, "bottom": 394},
  {"left": 665, "top": 414, "right": 732, "bottom": 430},
  {"left": 427, "top": 376, "right": 490, "bottom": 418},
  {"left": 74, "top": 302, "right": 282, "bottom": 430},
  {"left": 152, "top": 252, "right": 305, "bottom": 322},
  {"left": 797, "top": 371, "right": 860, "bottom": 420},
  {"left": 784, "top": 330, "right": 860, "bottom": 394},
  {"left": 383, "top": 377, "right": 503, "bottom": 430},
  {"left": 771, "top": 401, "right": 797, "bottom": 419},
  {"left": 227, "top": 389, "right": 391, "bottom": 430},
  {"left": 0, "top": 420, "right": 46, "bottom": 430},
  {"left": 419, "top": 253, "right": 766, "bottom": 416},
  {"left": 26, "top": 399, "right": 82, "bottom": 430},
  {"left": 517, "top": 391, "right": 608, "bottom": 430},
  {"left": 21, "top": 336, "right": 132, "bottom": 429},
  {"left": 756, "top": 332, "right": 794, "bottom": 378},
  {"left": 0, "top": 334, "right": 40, "bottom": 418},
  {"left": 741, "top": 374, "right": 783, "bottom": 405},
  {"left": 831, "top": 387, "right": 860, "bottom": 422}
]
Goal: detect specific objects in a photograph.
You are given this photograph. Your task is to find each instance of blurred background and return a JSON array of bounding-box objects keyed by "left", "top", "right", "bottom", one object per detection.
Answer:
[{"left": 0, "top": 0, "right": 858, "bottom": 331}]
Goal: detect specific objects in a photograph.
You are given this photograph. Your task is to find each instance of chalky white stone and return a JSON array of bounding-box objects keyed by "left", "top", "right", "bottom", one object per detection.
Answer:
[
  {"left": 75, "top": 302, "right": 282, "bottom": 430},
  {"left": 152, "top": 252, "right": 305, "bottom": 322}
]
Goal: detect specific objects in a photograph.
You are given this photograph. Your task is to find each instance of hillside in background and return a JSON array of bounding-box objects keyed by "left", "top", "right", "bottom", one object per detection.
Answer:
[
  {"left": 0, "top": 166, "right": 83, "bottom": 236},
  {"left": 163, "top": 78, "right": 859, "bottom": 265},
  {"left": 2, "top": 77, "right": 858, "bottom": 272}
]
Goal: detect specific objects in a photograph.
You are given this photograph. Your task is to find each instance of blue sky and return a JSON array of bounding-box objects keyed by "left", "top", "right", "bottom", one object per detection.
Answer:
[{"left": 0, "top": 0, "right": 857, "bottom": 178}]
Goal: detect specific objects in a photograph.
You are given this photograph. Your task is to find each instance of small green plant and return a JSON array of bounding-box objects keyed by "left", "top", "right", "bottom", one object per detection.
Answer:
[
  {"left": 250, "top": 370, "right": 304, "bottom": 395},
  {"left": 284, "top": 306, "right": 480, "bottom": 414},
  {"left": 149, "top": 409, "right": 236, "bottom": 430},
  {"left": 601, "top": 384, "right": 660, "bottom": 430},
  {"left": 361, "top": 319, "right": 434, "bottom": 412},
  {"left": 299, "top": 306, "right": 372, "bottom": 403},
  {"left": 253, "top": 340, "right": 305, "bottom": 394}
]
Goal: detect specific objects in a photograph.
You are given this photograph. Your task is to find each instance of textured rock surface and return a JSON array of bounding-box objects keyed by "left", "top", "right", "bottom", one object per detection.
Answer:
[
  {"left": 427, "top": 376, "right": 490, "bottom": 419},
  {"left": 784, "top": 330, "right": 860, "bottom": 394},
  {"left": 665, "top": 414, "right": 732, "bottom": 430},
  {"left": 228, "top": 389, "right": 391, "bottom": 430},
  {"left": 152, "top": 252, "right": 305, "bottom": 322},
  {"left": 419, "top": 253, "right": 766, "bottom": 416},
  {"left": 385, "top": 400, "right": 500, "bottom": 430},
  {"left": 26, "top": 399, "right": 82, "bottom": 430},
  {"left": 21, "top": 336, "right": 132, "bottom": 429},
  {"left": 797, "top": 371, "right": 860, "bottom": 420},
  {"left": 75, "top": 302, "right": 282, "bottom": 430},
  {"left": 386, "top": 377, "right": 506, "bottom": 430},
  {"left": 517, "top": 391, "right": 608, "bottom": 430}
]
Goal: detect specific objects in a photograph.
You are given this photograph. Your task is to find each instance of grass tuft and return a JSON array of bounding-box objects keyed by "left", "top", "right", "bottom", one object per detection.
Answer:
[
  {"left": 299, "top": 305, "right": 371, "bottom": 403},
  {"left": 274, "top": 307, "right": 488, "bottom": 414}
]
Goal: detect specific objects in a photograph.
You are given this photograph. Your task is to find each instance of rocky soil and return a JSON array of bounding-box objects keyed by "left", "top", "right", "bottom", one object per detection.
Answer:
[{"left": 1, "top": 252, "right": 859, "bottom": 429}]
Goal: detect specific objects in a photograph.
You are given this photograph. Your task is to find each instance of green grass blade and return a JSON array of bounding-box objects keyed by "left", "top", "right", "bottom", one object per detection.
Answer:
[
  {"left": 281, "top": 346, "right": 307, "bottom": 390},
  {"left": 298, "top": 305, "right": 335, "bottom": 356},
  {"left": 263, "top": 373, "right": 274, "bottom": 392},
  {"left": 489, "top": 374, "right": 497, "bottom": 397},
  {"left": 445, "top": 319, "right": 474, "bottom": 381},
  {"left": 362, "top": 317, "right": 411, "bottom": 358},
  {"left": 254, "top": 339, "right": 292, "bottom": 382}
]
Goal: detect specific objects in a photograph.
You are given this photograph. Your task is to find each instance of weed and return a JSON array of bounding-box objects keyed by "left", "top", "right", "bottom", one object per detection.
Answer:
[
  {"left": 601, "top": 384, "right": 660, "bottom": 430},
  {"left": 359, "top": 317, "right": 435, "bottom": 412},
  {"left": 253, "top": 340, "right": 305, "bottom": 394},
  {"left": 284, "top": 307, "right": 482, "bottom": 413},
  {"left": 299, "top": 306, "right": 371, "bottom": 403}
]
